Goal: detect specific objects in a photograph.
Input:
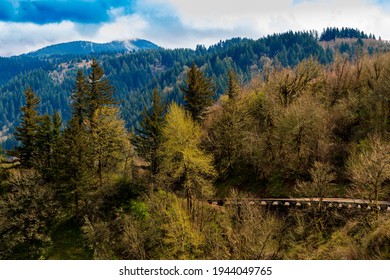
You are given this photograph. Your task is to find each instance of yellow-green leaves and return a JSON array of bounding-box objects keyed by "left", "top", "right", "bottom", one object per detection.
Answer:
[{"left": 158, "top": 103, "right": 215, "bottom": 213}]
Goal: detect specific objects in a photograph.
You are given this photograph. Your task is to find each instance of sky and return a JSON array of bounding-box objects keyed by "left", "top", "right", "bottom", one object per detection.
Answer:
[{"left": 0, "top": 0, "right": 390, "bottom": 56}]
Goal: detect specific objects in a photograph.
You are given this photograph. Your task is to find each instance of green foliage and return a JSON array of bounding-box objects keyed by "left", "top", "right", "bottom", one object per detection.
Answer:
[
  {"left": 363, "top": 216, "right": 390, "bottom": 259},
  {"left": 130, "top": 200, "right": 149, "bottom": 220},
  {"left": 14, "top": 87, "right": 41, "bottom": 168},
  {"left": 0, "top": 29, "right": 369, "bottom": 150},
  {"left": 70, "top": 70, "right": 88, "bottom": 126},
  {"left": 2, "top": 42, "right": 390, "bottom": 260},
  {"left": 205, "top": 95, "right": 249, "bottom": 179},
  {"left": 82, "top": 189, "right": 287, "bottom": 260},
  {"left": 87, "top": 59, "right": 116, "bottom": 121},
  {"left": 320, "top": 27, "right": 371, "bottom": 41},
  {"left": 227, "top": 68, "right": 240, "bottom": 100},
  {"left": 158, "top": 103, "right": 216, "bottom": 214},
  {"left": 35, "top": 112, "right": 62, "bottom": 182},
  {"left": 0, "top": 170, "right": 60, "bottom": 259},
  {"left": 132, "top": 88, "right": 166, "bottom": 175},
  {"left": 181, "top": 63, "right": 216, "bottom": 122},
  {"left": 56, "top": 61, "right": 133, "bottom": 219},
  {"left": 46, "top": 217, "right": 92, "bottom": 260},
  {"left": 148, "top": 190, "right": 204, "bottom": 259},
  {"left": 90, "top": 106, "right": 132, "bottom": 188}
]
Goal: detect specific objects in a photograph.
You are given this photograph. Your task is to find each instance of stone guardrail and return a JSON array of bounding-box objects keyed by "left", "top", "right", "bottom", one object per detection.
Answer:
[{"left": 207, "top": 198, "right": 390, "bottom": 211}]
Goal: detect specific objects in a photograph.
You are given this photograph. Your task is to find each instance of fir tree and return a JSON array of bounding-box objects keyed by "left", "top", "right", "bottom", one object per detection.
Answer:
[
  {"left": 71, "top": 70, "right": 88, "bottom": 127},
  {"left": 35, "top": 111, "right": 63, "bottom": 182},
  {"left": 181, "top": 63, "right": 216, "bottom": 122},
  {"left": 132, "top": 88, "right": 166, "bottom": 175},
  {"left": 87, "top": 59, "right": 116, "bottom": 121},
  {"left": 35, "top": 115, "right": 54, "bottom": 173},
  {"left": 14, "top": 87, "right": 41, "bottom": 168},
  {"left": 227, "top": 68, "right": 240, "bottom": 100}
]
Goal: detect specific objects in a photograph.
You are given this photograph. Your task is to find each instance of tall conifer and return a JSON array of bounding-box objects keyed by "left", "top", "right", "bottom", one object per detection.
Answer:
[
  {"left": 70, "top": 70, "right": 88, "bottom": 127},
  {"left": 132, "top": 88, "right": 166, "bottom": 175},
  {"left": 14, "top": 87, "right": 41, "bottom": 168},
  {"left": 227, "top": 68, "right": 240, "bottom": 100},
  {"left": 87, "top": 59, "right": 115, "bottom": 121},
  {"left": 181, "top": 63, "right": 216, "bottom": 122}
]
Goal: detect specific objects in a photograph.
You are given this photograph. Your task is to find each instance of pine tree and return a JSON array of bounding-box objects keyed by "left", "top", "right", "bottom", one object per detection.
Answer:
[
  {"left": 14, "top": 87, "right": 41, "bottom": 168},
  {"left": 132, "top": 88, "right": 166, "bottom": 175},
  {"left": 181, "top": 63, "right": 216, "bottom": 122}
]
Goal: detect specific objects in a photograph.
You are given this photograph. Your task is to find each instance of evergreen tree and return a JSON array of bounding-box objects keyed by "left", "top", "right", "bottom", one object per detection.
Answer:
[
  {"left": 132, "top": 88, "right": 166, "bottom": 175},
  {"left": 181, "top": 63, "right": 216, "bottom": 122},
  {"left": 61, "top": 61, "right": 130, "bottom": 215},
  {"left": 35, "top": 111, "right": 62, "bottom": 182},
  {"left": 61, "top": 70, "right": 94, "bottom": 215},
  {"left": 35, "top": 115, "right": 54, "bottom": 173},
  {"left": 71, "top": 70, "right": 88, "bottom": 127},
  {"left": 14, "top": 87, "right": 41, "bottom": 168},
  {"left": 61, "top": 120, "right": 93, "bottom": 216},
  {"left": 87, "top": 59, "right": 116, "bottom": 121},
  {"left": 227, "top": 68, "right": 240, "bottom": 100},
  {"left": 52, "top": 111, "right": 62, "bottom": 139}
]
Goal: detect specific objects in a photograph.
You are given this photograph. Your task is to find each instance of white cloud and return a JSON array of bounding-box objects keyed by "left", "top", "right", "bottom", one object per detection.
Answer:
[
  {"left": 0, "top": 21, "right": 81, "bottom": 56},
  {"left": 93, "top": 14, "right": 149, "bottom": 42},
  {"left": 144, "top": 0, "right": 390, "bottom": 45},
  {"left": 0, "top": 15, "right": 149, "bottom": 56},
  {"left": 1, "top": 0, "right": 390, "bottom": 56}
]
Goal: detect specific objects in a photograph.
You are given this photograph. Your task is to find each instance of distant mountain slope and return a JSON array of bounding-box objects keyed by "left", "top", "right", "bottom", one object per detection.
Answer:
[
  {"left": 1, "top": 29, "right": 389, "bottom": 150},
  {"left": 24, "top": 39, "right": 159, "bottom": 57}
]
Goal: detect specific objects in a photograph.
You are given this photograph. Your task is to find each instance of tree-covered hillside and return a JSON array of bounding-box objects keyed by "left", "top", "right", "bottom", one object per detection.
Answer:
[
  {"left": 25, "top": 39, "right": 159, "bottom": 57},
  {"left": 1, "top": 30, "right": 389, "bottom": 150},
  {"left": 0, "top": 30, "right": 328, "bottom": 149},
  {"left": 319, "top": 27, "right": 373, "bottom": 41},
  {"left": 1, "top": 50, "right": 389, "bottom": 260}
]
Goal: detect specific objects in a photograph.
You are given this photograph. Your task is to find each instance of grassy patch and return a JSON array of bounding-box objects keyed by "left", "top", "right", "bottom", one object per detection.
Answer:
[{"left": 45, "top": 217, "right": 92, "bottom": 260}]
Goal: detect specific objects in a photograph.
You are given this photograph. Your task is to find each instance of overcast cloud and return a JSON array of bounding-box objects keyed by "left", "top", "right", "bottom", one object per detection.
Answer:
[{"left": 0, "top": 0, "right": 389, "bottom": 56}]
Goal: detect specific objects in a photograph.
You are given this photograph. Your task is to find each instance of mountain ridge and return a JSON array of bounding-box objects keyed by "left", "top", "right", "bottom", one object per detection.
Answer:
[
  {"left": 1, "top": 28, "right": 389, "bottom": 150},
  {"left": 23, "top": 39, "right": 159, "bottom": 57}
]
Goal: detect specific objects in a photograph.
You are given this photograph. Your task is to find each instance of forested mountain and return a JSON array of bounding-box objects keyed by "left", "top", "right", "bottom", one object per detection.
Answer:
[
  {"left": 1, "top": 45, "right": 389, "bottom": 260},
  {"left": 24, "top": 39, "right": 159, "bottom": 57},
  {"left": 1, "top": 29, "right": 388, "bottom": 149},
  {"left": 319, "top": 27, "right": 374, "bottom": 41}
]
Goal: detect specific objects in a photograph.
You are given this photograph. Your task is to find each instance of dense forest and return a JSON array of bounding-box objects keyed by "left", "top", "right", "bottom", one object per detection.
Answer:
[
  {"left": 319, "top": 27, "right": 374, "bottom": 41},
  {"left": 2, "top": 29, "right": 389, "bottom": 150},
  {"left": 0, "top": 38, "right": 389, "bottom": 259}
]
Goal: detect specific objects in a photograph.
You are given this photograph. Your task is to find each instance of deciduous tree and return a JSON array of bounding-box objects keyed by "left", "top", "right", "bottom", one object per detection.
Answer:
[
  {"left": 158, "top": 103, "right": 216, "bottom": 215},
  {"left": 348, "top": 134, "right": 390, "bottom": 214}
]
